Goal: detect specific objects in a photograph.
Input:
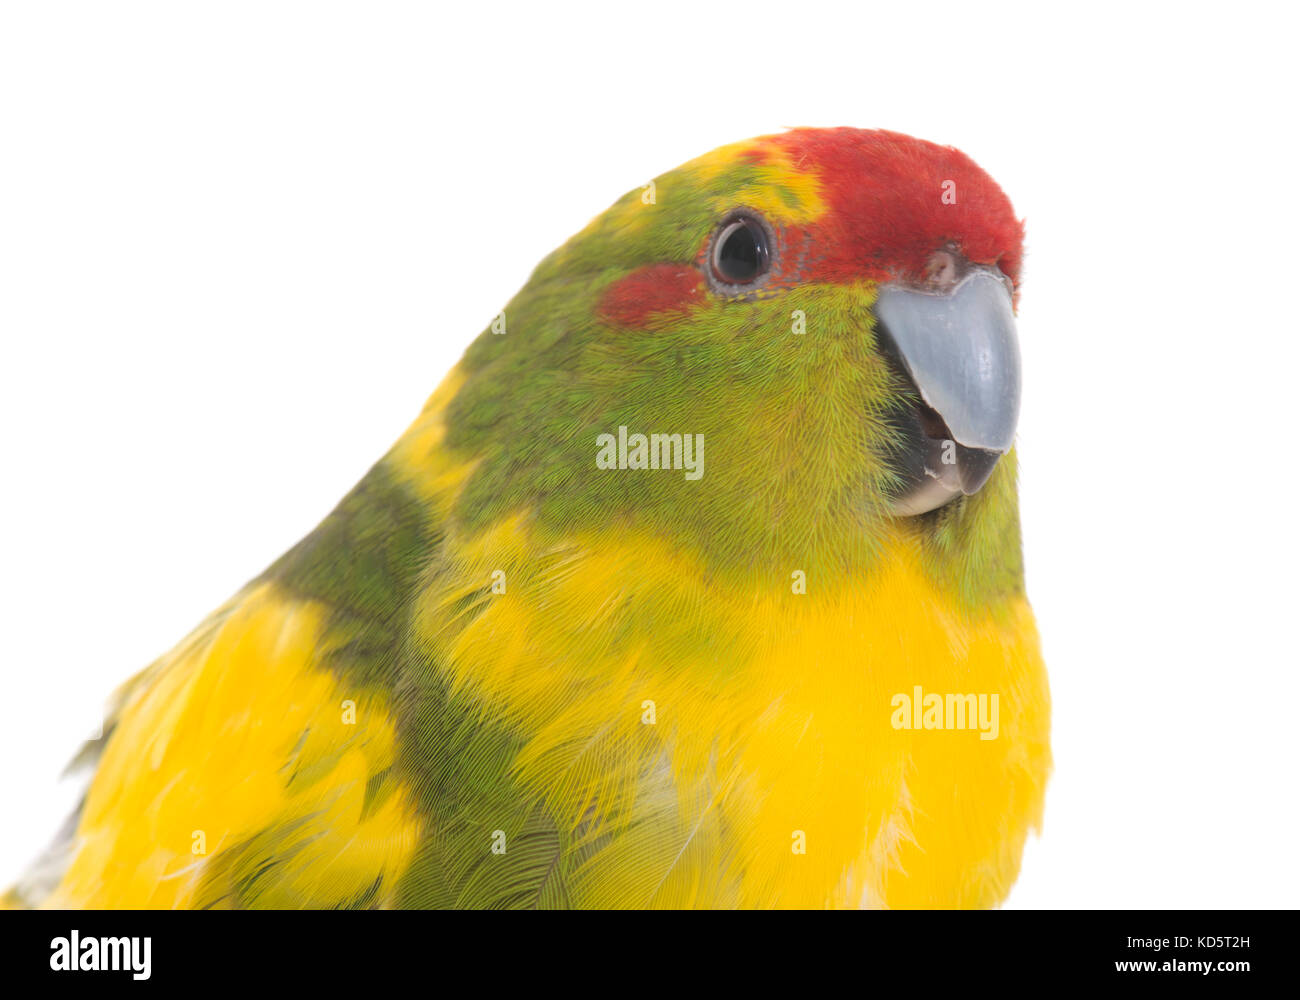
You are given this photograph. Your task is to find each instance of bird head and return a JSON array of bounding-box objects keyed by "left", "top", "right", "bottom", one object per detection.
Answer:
[{"left": 438, "top": 128, "right": 1025, "bottom": 581}]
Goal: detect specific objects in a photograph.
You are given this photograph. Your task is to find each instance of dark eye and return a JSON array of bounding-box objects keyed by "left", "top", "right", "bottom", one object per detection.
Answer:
[{"left": 710, "top": 214, "right": 772, "bottom": 286}]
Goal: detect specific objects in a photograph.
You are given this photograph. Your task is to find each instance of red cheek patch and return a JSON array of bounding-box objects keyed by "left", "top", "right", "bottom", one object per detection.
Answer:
[{"left": 598, "top": 264, "right": 704, "bottom": 328}]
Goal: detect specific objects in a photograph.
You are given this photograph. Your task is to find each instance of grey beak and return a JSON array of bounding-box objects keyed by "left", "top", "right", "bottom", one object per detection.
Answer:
[{"left": 873, "top": 269, "right": 1021, "bottom": 515}]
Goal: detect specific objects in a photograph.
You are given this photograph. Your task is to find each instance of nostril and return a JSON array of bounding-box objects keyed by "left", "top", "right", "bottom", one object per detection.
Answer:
[{"left": 921, "top": 249, "right": 965, "bottom": 291}]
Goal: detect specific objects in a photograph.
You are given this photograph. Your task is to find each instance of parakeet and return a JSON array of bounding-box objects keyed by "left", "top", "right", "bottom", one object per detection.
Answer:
[{"left": 9, "top": 127, "right": 1050, "bottom": 909}]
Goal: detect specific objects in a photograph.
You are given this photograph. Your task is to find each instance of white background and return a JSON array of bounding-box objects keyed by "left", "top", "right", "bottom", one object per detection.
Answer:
[{"left": 2, "top": 2, "right": 1297, "bottom": 908}]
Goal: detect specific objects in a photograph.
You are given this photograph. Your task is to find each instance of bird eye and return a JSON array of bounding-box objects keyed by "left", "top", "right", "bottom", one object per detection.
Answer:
[{"left": 709, "top": 213, "right": 772, "bottom": 288}]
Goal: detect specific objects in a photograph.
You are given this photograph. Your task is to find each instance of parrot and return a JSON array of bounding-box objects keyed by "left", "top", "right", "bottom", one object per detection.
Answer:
[{"left": 7, "top": 127, "right": 1050, "bottom": 909}]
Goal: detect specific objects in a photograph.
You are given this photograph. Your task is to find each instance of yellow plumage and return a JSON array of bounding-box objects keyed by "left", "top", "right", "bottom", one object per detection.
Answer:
[
  {"left": 43, "top": 586, "right": 421, "bottom": 909},
  {"left": 411, "top": 490, "right": 1049, "bottom": 907}
]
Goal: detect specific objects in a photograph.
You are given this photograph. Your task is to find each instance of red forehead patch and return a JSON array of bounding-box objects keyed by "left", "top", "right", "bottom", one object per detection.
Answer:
[{"left": 770, "top": 128, "right": 1024, "bottom": 286}]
